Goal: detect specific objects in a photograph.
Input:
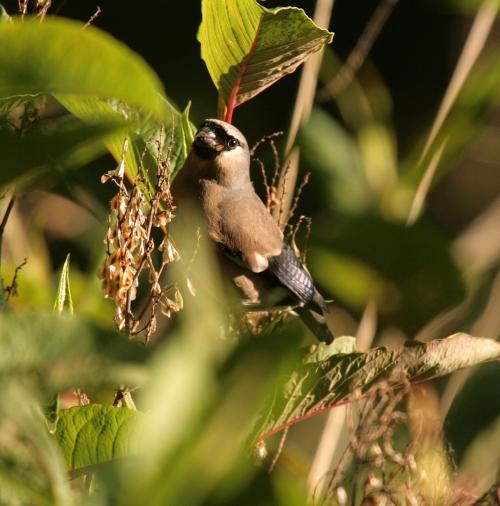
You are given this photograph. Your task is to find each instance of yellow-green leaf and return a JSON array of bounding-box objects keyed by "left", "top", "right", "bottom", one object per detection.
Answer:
[
  {"left": 199, "top": 0, "right": 333, "bottom": 121},
  {"left": 0, "top": 18, "right": 167, "bottom": 121}
]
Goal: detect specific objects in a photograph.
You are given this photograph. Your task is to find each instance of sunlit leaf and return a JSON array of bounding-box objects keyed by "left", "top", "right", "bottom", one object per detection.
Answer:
[
  {"left": 53, "top": 254, "right": 73, "bottom": 315},
  {"left": 257, "top": 333, "right": 500, "bottom": 441},
  {"left": 0, "top": 18, "right": 167, "bottom": 120},
  {"left": 199, "top": 0, "right": 333, "bottom": 121}
]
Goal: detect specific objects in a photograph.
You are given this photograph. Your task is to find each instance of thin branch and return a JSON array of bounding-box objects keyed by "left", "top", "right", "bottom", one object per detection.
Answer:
[
  {"left": 287, "top": 172, "right": 310, "bottom": 225},
  {"left": 268, "top": 426, "right": 289, "bottom": 472},
  {"left": 36, "top": 0, "right": 52, "bottom": 20},
  {"left": 317, "top": 0, "right": 399, "bottom": 102},
  {"left": 0, "top": 195, "right": 16, "bottom": 274},
  {"left": 307, "top": 303, "right": 377, "bottom": 499},
  {"left": 83, "top": 6, "right": 102, "bottom": 30},
  {"left": 273, "top": 0, "right": 335, "bottom": 228},
  {"left": 4, "top": 258, "right": 27, "bottom": 301},
  {"left": 307, "top": 405, "right": 347, "bottom": 499},
  {"left": 406, "top": 138, "right": 447, "bottom": 226},
  {"left": 419, "top": 0, "right": 499, "bottom": 163}
]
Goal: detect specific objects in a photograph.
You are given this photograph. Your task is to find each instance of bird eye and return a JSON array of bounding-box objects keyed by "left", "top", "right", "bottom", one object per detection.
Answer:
[{"left": 227, "top": 137, "right": 239, "bottom": 149}]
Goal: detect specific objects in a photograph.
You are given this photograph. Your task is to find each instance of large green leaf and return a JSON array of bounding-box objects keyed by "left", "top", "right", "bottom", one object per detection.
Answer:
[
  {"left": 256, "top": 333, "right": 500, "bottom": 441},
  {"left": 199, "top": 0, "right": 333, "bottom": 121},
  {"left": 0, "top": 18, "right": 167, "bottom": 121},
  {"left": 54, "top": 405, "right": 144, "bottom": 473}
]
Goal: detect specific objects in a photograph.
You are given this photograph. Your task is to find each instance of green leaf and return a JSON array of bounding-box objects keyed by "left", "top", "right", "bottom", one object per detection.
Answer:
[
  {"left": 54, "top": 93, "right": 142, "bottom": 175},
  {"left": 0, "top": 4, "right": 11, "bottom": 22},
  {"left": 54, "top": 405, "right": 144, "bottom": 473},
  {"left": 53, "top": 254, "right": 73, "bottom": 315},
  {"left": 44, "top": 394, "right": 60, "bottom": 433},
  {"left": 0, "top": 18, "right": 167, "bottom": 120},
  {"left": 257, "top": 333, "right": 500, "bottom": 441},
  {"left": 199, "top": 0, "right": 333, "bottom": 120},
  {"left": 298, "top": 107, "right": 368, "bottom": 214},
  {"left": 305, "top": 336, "right": 358, "bottom": 363}
]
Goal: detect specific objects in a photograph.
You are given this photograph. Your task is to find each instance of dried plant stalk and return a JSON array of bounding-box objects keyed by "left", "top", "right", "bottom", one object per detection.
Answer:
[{"left": 98, "top": 136, "right": 182, "bottom": 342}]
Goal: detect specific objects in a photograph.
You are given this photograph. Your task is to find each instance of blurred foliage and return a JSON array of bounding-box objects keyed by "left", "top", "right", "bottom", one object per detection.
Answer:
[{"left": 0, "top": 0, "right": 499, "bottom": 505}]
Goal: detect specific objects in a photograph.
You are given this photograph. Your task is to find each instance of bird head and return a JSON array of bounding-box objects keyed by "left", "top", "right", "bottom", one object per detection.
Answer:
[
  {"left": 190, "top": 119, "right": 251, "bottom": 189},
  {"left": 193, "top": 119, "right": 248, "bottom": 159}
]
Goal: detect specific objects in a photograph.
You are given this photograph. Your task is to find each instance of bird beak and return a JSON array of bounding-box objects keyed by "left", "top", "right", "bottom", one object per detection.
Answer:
[{"left": 194, "top": 126, "right": 218, "bottom": 150}]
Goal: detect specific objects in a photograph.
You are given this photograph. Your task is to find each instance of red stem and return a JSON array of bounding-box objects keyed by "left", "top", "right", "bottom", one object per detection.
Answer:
[
  {"left": 256, "top": 375, "right": 439, "bottom": 444},
  {"left": 224, "top": 22, "right": 262, "bottom": 124}
]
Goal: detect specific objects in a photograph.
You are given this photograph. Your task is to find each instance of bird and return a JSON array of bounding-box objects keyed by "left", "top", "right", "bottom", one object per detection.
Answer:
[{"left": 171, "top": 118, "right": 334, "bottom": 344}]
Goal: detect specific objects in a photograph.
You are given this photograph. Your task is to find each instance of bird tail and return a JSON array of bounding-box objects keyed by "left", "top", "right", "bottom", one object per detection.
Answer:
[{"left": 297, "top": 305, "right": 334, "bottom": 344}]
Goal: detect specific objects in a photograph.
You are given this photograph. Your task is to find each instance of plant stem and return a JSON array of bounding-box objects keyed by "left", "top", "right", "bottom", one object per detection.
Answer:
[
  {"left": 273, "top": 0, "right": 334, "bottom": 229},
  {"left": 0, "top": 194, "right": 16, "bottom": 275}
]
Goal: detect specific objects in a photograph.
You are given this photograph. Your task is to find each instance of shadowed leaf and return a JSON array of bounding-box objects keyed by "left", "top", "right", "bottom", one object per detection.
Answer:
[{"left": 0, "top": 114, "right": 127, "bottom": 186}]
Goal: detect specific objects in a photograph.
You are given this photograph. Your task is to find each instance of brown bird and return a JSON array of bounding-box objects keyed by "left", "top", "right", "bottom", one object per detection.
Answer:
[{"left": 172, "top": 118, "right": 334, "bottom": 343}]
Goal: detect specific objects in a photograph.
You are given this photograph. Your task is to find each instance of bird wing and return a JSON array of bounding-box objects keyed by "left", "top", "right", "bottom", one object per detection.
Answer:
[
  {"left": 214, "top": 191, "right": 283, "bottom": 273},
  {"left": 267, "top": 242, "right": 318, "bottom": 306},
  {"left": 203, "top": 183, "right": 327, "bottom": 311}
]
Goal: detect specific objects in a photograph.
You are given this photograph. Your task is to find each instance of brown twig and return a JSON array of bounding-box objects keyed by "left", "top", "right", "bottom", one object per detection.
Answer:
[
  {"left": 250, "top": 131, "right": 284, "bottom": 157},
  {"left": 83, "top": 5, "right": 101, "bottom": 30},
  {"left": 277, "top": 160, "right": 292, "bottom": 228},
  {"left": 287, "top": 215, "right": 312, "bottom": 263},
  {"left": 287, "top": 172, "right": 310, "bottom": 225},
  {"left": 268, "top": 426, "right": 289, "bottom": 473},
  {"left": 4, "top": 258, "right": 27, "bottom": 301},
  {"left": 273, "top": 0, "right": 334, "bottom": 228},
  {"left": 18, "top": 0, "right": 28, "bottom": 19},
  {"left": 0, "top": 195, "right": 16, "bottom": 275},
  {"left": 253, "top": 157, "right": 271, "bottom": 210},
  {"left": 317, "top": 0, "right": 399, "bottom": 102},
  {"left": 36, "top": 0, "right": 52, "bottom": 20}
]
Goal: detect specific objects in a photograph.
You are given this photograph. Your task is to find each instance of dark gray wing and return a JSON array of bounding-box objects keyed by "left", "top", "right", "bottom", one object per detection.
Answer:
[{"left": 268, "top": 243, "right": 319, "bottom": 307}]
